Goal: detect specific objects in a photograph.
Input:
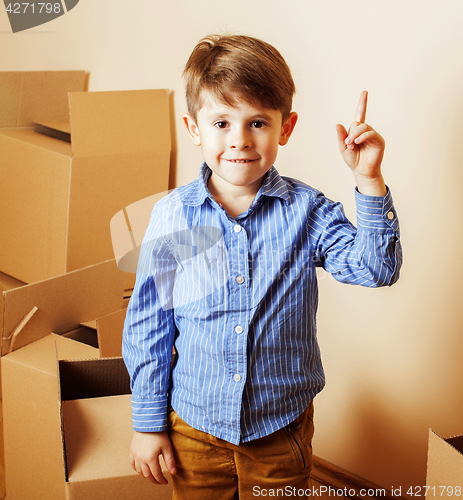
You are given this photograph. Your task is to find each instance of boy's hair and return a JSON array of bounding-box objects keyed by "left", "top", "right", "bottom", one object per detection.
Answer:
[{"left": 183, "top": 34, "right": 296, "bottom": 122}]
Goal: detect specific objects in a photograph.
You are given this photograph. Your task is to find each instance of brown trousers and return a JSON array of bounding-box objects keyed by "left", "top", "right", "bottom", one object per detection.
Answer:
[{"left": 168, "top": 402, "right": 314, "bottom": 500}]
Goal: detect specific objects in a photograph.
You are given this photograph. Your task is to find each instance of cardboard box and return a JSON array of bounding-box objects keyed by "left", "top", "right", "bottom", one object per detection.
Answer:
[
  {"left": 426, "top": 429, "right": 463, "bottom": 498},
  {"left": 1, "top": 259, "right": 172, "bottom": 499},
  {"left": 59, "top": 357, "right": 172, "bottom": 499},
  {"left": 0, "top": 71, "right": 171, "bottom": 289}
]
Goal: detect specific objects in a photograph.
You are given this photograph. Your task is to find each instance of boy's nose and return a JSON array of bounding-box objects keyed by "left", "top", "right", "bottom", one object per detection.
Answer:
[{"left": 230, "top": 129, "right": 251, "bottom": 150}]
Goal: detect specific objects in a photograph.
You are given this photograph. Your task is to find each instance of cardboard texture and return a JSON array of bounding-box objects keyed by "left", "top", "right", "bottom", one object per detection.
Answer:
[
  {"left": 59, "top": 358, "right": 172, "bottom": 499},
  {"left": 0, "top": 271, "right": 27, "bottom": 397},
  {"left": 0, "top": 71, "right": 171, "bottom": 288},
  {"left": 79, "top": 307, "right": 127, "bottom": 358},
  {"left": 1, "top": 259, "right": 124, "bottom": 355},
  {"left": 2, "top": 259, "right": 172, "bottom": 499},
  {"left": 2, "top": 334, "right": 99, "bottom": 500},
  {"left": 0, "top": 71, "right": 85, "bottom": 129},
  {"left": 0, "top": 271, "right": 25, "bottom": 294},
  {"left": 426, "top": 429, "right": 463, "bottom": 498},
  {"left": 0, "top": 270, "right": 25, "bottom": 346},
  {"left": 0, "top": 259, "right": 123, "bottom": 406},
  {"left": 95, "top": 308, "right": 127, "bottom": 358}
]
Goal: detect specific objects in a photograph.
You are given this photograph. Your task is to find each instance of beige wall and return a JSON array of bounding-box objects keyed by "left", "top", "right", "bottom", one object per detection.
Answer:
[{"left": 2, "top": 0, "right": 463, "bottom": 493}]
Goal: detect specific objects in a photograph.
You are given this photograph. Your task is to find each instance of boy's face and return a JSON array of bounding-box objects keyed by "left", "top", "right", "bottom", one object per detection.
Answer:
[{"left": 183, "top": 93, "right": 297, "bottom": 196}]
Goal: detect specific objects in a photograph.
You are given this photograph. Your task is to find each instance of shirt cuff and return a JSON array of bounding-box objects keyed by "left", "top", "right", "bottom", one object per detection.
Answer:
[
  {"left": 131, "top": 395, "right": 168, "bottom": 433},
  {"left": 355, "top": 186, "right": 400, "bottom": 233}
]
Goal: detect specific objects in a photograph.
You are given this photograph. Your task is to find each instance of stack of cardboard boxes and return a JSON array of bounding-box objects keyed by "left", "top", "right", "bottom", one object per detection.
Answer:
[
  {"left": 2, "top": 72, "right": 462, "bottom": 499},
  {"left": 0, "top": 72, "right": 173, "bottom": 499}
]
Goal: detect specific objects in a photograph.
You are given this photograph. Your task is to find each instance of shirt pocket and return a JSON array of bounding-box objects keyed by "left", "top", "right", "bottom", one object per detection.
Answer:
[{"left": 173, "top": 240, "right": 228, "bottom": 309}]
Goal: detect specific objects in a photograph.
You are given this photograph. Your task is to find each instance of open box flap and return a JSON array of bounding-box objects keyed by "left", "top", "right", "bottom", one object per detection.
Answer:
[
  {"left": 65, "top": 90, "right": 171, "bottom": 274},
  {"left": 426, "top": 429, "right": 463, "bottom": 488},
  {"left": 96, "top": 309, "right": 127, "bottom": 358},
  {"left": 3, "top": 333, "right": 99, "bottom": 374},
  {"left": 0, "top": 128, "right": 72, "bottom": 155},
  {"left": 1, "top": 259, "right": 124, "bottom": 356},
  {"left": 80, "top": 308, "right": 127, "bottom": 358},
  {"left": 0, "top": 71, "right": 85, "bottom": 129},
  {"left": 68, "top": 89, "right": 170, "bottom": 158},
  {"left": 62, "top": 395, "right": 141, "bottom": 482}
]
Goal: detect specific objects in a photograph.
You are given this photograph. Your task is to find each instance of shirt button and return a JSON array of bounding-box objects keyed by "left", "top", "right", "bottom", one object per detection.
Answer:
[
  {"left": 233, "top": 224, "right": 242, "bottom": 233},
  {"left": 236, "top": 275, "right": 245, "bottom": 284},
  {"left": 235, "top": 325, "right": 243, "bottom": 334},
  {"left": 387, "top": 211, "right": 395, "bottom": 220},
  {"left": 233, "top": 374, "right": 241, "bottom": 382}
]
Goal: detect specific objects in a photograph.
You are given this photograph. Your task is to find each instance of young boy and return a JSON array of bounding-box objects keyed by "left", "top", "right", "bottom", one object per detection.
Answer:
[{"left": 122, "top": 34, "right": 402, "bottom": 499}]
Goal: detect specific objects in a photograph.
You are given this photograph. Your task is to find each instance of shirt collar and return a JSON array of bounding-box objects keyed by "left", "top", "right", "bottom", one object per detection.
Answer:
[
  {"left": 258, "top": 165, "right": 291, "bottom": 205},
  {"left": 180, "top": 162, "right": 291, "bottom": 207}
]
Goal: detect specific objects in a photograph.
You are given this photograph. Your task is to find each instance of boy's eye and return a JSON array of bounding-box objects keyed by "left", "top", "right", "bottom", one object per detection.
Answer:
[
  {"left": 251, "top": 120, "right": 266, "bottom": 128},
  {"left": 214, "top": 121, "right": 228, "bottom": 129}
]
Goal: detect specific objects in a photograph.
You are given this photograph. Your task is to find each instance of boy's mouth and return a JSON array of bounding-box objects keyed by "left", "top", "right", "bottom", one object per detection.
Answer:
[{"left": 225, "top": 158, "right": 258, "bottom": 164}]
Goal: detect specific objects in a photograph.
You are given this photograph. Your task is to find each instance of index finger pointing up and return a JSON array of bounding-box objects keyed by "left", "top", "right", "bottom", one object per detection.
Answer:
[{"left": 354, "top": 90, "right": 368, "bottom": 123}]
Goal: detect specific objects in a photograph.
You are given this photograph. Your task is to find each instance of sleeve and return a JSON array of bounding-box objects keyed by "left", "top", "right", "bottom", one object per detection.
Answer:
[
  {"left": 308, "top": 187, "right": 402, "bottom": 287},
  {"left": 122, "top": 206, "right": 178, "bottom": 432}
]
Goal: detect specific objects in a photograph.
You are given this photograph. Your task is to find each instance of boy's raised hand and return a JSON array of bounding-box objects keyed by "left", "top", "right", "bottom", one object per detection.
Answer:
[{"left": 336, "top": 91, "right": 387, "bottom": 197}]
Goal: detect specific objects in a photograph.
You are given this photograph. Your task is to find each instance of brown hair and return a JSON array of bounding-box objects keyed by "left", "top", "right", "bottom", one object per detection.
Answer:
[{"left": 183, "top": 34, "right": 296, "bottom": 122}]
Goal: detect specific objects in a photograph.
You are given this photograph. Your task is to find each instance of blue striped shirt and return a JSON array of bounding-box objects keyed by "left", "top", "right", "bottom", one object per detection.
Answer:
[{"left": 122, "top": 163, "right": 402, "bottom": 445}]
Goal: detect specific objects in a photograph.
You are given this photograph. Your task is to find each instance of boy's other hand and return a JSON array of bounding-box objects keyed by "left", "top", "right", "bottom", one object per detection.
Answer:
[
  {"left": 336, "top": 91, "right": 387, "bottom": 197},
  {"left": 129, "top": 430, "right": 177, "bottom": 485}
]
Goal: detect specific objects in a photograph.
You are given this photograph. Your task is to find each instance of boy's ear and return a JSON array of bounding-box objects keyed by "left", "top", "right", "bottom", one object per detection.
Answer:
[
  {"left": 279, "top": 111, "right": 298, "bottom": 146},
  {"left": 183, "top": 114, "right": 201, "bottom": 147}
]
